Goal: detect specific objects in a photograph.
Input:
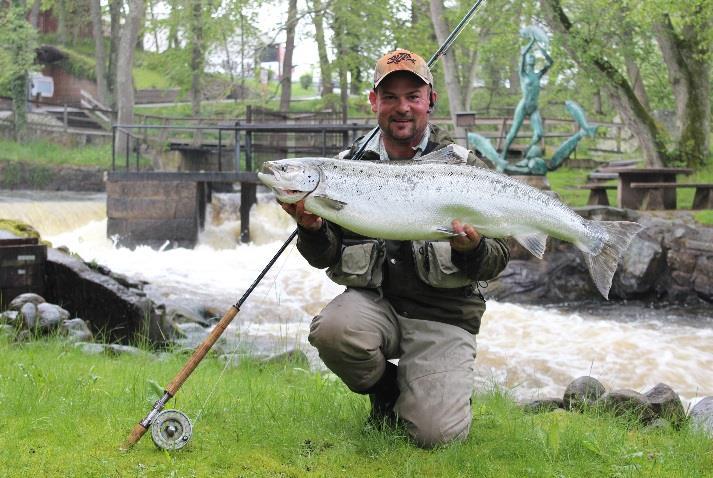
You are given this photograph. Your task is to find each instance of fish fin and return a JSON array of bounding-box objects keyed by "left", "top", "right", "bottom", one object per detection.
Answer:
[
  {"left": 581, "top": 220, "right": 643, "bottom": 300},
  {"left": 513, "top": 232, "right": 548, "bottom": 259},
  {"left": 416, "top": 144, "right": 469, "bottom": 164},
  {"left": 312, "top": 195, "right": 347, "bottom": 211},
  {"left": 434, "top": 226, "right": 466, "bottom": 237}
]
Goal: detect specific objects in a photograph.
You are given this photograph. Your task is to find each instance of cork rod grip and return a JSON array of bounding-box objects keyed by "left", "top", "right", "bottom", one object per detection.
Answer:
[
  {"left": 165, "top": 305, "right": 239, "bottom": 395},
  {"left": 121, "top": 423, "right": 148, "bottom": 450}
]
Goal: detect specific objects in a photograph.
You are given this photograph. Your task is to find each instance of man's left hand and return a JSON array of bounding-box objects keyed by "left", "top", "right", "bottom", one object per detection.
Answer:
[{"left": 450, "top": 219, "right": 482, "bottom": 252}]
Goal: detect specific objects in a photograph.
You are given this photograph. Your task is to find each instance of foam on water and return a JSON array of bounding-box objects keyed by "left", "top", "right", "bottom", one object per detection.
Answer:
[{"left": 4, "top": 190, "right": 713, "bottom": 405}]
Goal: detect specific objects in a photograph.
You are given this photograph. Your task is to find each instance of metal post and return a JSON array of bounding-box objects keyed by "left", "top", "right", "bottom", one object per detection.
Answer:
[
  {"left": 234, "top": 125, "right": 241, "bottom": 172},
  {"left": 322, "top": 130, "right": 327, "bottom": 156},
  {"left": 111, "top": 126, "right": 116, "bottom": 171},
  {"left": 135, "top": 134, "right": 140, "bottom": 170},
  {"left": 246, "top": 131, "right": 253, "bottom": 172},
  {"left": 218, "top": 128, "right": 223, "bottom": 171},
  {"left": 125, "top": 131, "right": 130, "bottom": 171},
  {"left": 63, "top": 104, "right": 68, "bottom": 132}
]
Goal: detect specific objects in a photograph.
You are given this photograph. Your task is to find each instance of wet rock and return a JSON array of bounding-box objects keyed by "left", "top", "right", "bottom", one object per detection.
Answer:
[
  {"left": 643, "top": 383, "right": 685, "bottom": 426},
  {"left": 60, "top": 318, "right": 93, "bottom": 342},
  {"left": 262, "top": 349, "right": 310, "bottom": 366},
  {"left": 521, "top": 398, "right": 565, "bottom": 414},
  {"left": 8, "top": 293, "right": 46, "bottom": 311},
  {"left": 0, "top": 310, "right": 20, "bottom": 326},
  {"left": 614, "top": 234, "right": 663, "bottom": 296},
  {"left": 75, "top": 342, "right": 107, "bottom": 355},
  {"left": 20, "top": 302, "right": 38, "bottom": 329},
  {"left": 689, "top": 397, "right": 713, "bottom": 438},
  {"left": 44, "top": 248, "right": 170, "bottom": 346},
  {"left": 167, "top": 305, "right": 211, "bottom": 327},
  {"left": 563, "top": 376, "right": 606, "bottom": 411},
  {"left": 597, "top": 389, "right": 655, "bottom": 423},
  {"left": 36, "top": 303, "right": 70, "bottom": 332},
  {"left": 74, "top": 342, "right": 147, "bottom": 356}
]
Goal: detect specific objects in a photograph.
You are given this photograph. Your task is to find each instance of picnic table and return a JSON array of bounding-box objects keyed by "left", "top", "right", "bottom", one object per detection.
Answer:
[{"left": 605, "top": 167, "right": 693, "bottom": 210}]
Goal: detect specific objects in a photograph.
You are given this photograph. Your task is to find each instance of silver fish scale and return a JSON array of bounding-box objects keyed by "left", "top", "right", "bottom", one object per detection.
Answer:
[{"left": 306, "top": 158, "right": 600, "bottom": 248}]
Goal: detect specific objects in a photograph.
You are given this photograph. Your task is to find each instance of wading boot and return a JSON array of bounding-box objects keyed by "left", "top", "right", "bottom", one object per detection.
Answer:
[{"left": 366, "top": 361, "right": 399, "bottom": 429}]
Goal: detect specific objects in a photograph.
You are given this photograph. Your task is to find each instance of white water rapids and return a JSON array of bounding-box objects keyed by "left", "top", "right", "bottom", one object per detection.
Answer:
[{"left": 2, "top": 190, "right": 712, "bottom": 407}]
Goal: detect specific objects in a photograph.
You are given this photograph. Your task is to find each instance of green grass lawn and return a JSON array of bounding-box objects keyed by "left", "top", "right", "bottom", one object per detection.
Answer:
[
  {"left": 0, "top": 138, "right": 113, "bottom": 168},
  {"left": 1, "top": 336, "right": 711, "bottom": 477}
]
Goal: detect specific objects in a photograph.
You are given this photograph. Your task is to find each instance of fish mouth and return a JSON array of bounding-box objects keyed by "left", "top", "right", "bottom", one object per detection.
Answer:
[{"left": 257, "top": 171, "right": 308, "bottom": 203}]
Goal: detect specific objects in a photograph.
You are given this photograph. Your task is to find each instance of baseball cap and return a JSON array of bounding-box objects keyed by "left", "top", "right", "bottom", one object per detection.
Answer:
[{"left": 373, "top": 49, "right": 433, "bottom": 89}]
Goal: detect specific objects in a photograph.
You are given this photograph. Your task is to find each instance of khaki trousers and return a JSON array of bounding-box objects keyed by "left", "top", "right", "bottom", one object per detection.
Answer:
[{"left": 308, "top": 288, "right": 477, "bottom": 448}]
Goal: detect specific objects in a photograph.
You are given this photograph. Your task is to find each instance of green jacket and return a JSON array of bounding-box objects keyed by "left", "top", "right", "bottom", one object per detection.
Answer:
[{"left": 296, "top": 124, "right": 510, "bottom": 334}]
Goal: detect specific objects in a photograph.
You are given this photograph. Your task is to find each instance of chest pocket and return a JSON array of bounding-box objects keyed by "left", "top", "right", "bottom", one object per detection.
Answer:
[
  {"left": 412, "top": 240, "right": 474, "bottom": 288},
  {"left": 326, "top": 240, "right": 385, "bottom": 288}
]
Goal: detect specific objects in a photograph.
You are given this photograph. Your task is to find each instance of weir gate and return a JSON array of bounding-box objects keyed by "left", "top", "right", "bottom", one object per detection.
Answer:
[{"left": 107, "top": 122, "right": 373, "bottom": 248}]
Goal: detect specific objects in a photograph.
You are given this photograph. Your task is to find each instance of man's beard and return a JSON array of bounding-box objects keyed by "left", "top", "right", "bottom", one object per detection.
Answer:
[{"left": 382, "top": 116, "right": 422, "bottom": 144}]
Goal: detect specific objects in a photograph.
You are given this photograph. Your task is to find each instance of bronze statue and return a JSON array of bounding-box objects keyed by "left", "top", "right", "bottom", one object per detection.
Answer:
[{"left": 468, "top": 26, "right": 597, "bottom": 176}]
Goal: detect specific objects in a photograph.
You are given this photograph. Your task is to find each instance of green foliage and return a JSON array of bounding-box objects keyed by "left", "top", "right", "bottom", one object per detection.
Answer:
[
  {"left": 56, "top": 48, "right": 97, "bottom": 82},
  {"left": 0, "top": 337, "right": 712, "bottom": 477},
  {"left": 299, "top": 73, "right": 313, "bottom": 91}
]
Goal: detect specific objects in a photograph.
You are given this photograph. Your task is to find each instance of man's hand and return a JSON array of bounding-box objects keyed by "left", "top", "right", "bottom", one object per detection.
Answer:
[
  {"left": 450, "top": 219, "right": 482, "bottom": 252},
  {"left": 279, "top": 199, "right": 323, "bottom": 231}
]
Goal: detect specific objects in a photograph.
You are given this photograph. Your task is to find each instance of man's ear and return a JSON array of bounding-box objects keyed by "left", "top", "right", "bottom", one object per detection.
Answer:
[
  {"left": 428, "top": 90, "right": 437, "bottom": 113},
  {"left": 369, "top": 90, "right": 378, "bottom": 113}
]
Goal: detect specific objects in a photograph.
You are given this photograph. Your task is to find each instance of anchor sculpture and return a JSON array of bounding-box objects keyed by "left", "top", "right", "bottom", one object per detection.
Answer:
[{"left": 468, "top": 26, "right": 598, "bottom": 177}]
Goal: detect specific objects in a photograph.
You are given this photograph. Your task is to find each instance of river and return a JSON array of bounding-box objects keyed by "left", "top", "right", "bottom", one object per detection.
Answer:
[{"left": 2, "top": 190, "right": 712, "bottom": 407}]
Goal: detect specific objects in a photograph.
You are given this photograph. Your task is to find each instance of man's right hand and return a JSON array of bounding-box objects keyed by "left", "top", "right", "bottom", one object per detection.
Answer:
[{"left": 279, "top": 200, "right": 323, "bottom": 231}]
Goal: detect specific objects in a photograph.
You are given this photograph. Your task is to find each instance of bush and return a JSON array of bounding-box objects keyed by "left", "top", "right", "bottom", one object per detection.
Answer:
[{"left": 300, "top": 73, "right": 313, "bottom": 90}]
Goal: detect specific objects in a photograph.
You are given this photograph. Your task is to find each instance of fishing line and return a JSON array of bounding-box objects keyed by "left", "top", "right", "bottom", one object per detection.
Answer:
[{"left": 191, "top": 237, "right": 299, "bottom": 428}]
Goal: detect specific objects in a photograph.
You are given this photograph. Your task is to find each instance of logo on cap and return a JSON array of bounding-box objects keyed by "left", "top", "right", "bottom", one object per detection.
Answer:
[{"left": 387, "top": 52, "right": 417, "bottom": 65}]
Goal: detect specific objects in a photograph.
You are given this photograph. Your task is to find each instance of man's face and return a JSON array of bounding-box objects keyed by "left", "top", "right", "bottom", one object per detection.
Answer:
[{"left": 369, "top": 71, "right": 435, "bottom": 148}]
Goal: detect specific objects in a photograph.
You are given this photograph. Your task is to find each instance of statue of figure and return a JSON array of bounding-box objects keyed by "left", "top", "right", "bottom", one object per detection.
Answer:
[
  {"left": 468, "top": 100, "right": 598, "bottom": 176},
  {"left": 500, "top": 28, "right": 553, "bottom": 161}
]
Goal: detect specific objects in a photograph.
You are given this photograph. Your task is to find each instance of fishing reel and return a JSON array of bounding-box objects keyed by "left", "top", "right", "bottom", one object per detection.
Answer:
[{"left": 150, "top": 410, "right": 193, "bottom": 450}]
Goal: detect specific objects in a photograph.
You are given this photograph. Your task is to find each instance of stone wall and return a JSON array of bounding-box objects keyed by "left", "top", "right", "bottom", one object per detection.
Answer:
[{"left": 106, "top": 179, "right": 207, "bottom": 249}]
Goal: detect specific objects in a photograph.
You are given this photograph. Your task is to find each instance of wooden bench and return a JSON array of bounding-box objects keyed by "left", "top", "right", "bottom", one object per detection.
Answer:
[
  {"left": 580, "top": 183, "right": 618, "bottom": 206},
  {"left": 630, "top": 182, "right": 713, "bottom": 210},
  {"left": 587, "top": 172, "right": 619, "bottom": 183}
]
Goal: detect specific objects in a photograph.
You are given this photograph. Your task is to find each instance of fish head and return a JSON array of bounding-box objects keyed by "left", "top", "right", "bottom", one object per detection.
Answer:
[{"left": 258, "top": 159, "right": 321, "bottom": 203}]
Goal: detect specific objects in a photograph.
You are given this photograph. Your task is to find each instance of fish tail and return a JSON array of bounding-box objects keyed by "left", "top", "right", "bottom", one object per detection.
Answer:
[{"left": 581, "top": 220, "right": 643, "bottom": 299}]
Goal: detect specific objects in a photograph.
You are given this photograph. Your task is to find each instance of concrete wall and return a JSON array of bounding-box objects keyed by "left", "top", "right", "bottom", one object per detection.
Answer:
[{"left": 106, "top": 180, "right": 206, "bottom": 249}]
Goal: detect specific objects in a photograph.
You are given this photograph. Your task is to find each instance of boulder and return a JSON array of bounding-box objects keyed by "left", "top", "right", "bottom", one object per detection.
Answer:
[
  {"left": 262, "top": 349, "right": 310, "bottom": 366},
  {"left": 597, "top": 389, "right": 656, "bottom": 423},
  {"left": 563, "top": 376, "right": 606, "bottom": 411},
  {"left": 8, "top": 293, "right": 46, "bottom": 311},
  {"left": 43, "top": 248, "right": 174, "bottom": 346},
  {"left": 643, "top": 383, "right": 686, "bottom": 426},
  {"left": 521, "top": 397, "right": 565, "bottom": 414},
  {"left": 689, "top": 397, "right": 713, "bottom": 438},
  {"left": 60, "top": 318, "right": 93, "bottom": 342},
  {"left": 0, "top": 310, "right": 20, "bottom": 327},
  {"left": 20, "top": 302, "right": 38, "bottom": 329},
  {"left": 74, "top": 342, "right": 147, "bottom": 357},
  {"left": 36, "top": 303, "right": 70, "bottom": 332}
]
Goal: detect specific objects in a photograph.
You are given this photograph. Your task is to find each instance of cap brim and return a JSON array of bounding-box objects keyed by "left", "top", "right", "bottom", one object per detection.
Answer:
[{"left": 374, "top": 70, "right": 431, "bottom": 89}]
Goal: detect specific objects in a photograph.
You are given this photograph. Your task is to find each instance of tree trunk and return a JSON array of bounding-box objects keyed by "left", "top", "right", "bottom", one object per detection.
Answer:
[
  {"left": 621, "top": 25, "right": 650, "bottom": 111},
  {"left": 429, "top": 0, "right": 464, "bottom": 138},
  {"left": 332, "top": 15, "right": 349, "bottom": 122},
  {"left": 108, "top": 0, "right": 122, "bottom": 105},
  {"left": 279, "top": 0, "right": 298, "bottom": 112},
  {"left": 90, "top": 0, "right": 109, "bottom": 106},
  {"left": 540, "top": 0, "right": 668, "bottom": 167},
  {"left": 189, "top": 0, "right": 204, "bottom": 117},
  {"left": 29, "top": 0, "right": 41, "bottom": 28},
  {"left": 115, "top": 0, "right": 145, "bottom": 158},
  {"left": 311, "top": 0, "right": 332, "bottom": 96},
  {"left": 653, "top": 13, "right": 710, "bottom": 167},
  {"left": 56, "top": 0, "right": 67, "bottom": 44}
]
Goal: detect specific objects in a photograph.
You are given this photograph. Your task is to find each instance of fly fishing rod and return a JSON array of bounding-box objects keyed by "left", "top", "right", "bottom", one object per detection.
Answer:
[{"left": 121, "top": 0, "right": 486, "bottom": 451}]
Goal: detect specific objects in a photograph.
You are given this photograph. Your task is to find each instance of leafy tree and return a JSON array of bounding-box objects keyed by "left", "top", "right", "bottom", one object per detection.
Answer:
[
  {"left": 540, "top": 0, "right": 712, "bottom": 167},
  {"left": 0, "top": 4, "right": 38, "bottom": 141}
]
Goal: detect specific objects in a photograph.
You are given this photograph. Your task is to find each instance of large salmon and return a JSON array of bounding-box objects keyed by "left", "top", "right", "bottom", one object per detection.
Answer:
[{"left": 258, "top": 145, "right": 642, "bottom": 299}]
